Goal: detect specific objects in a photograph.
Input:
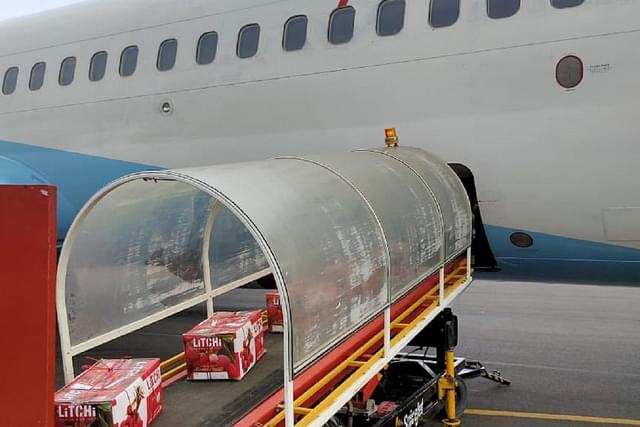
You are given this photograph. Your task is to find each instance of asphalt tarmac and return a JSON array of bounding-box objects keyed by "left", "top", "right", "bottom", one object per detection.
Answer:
[
  {"left": 425, "top": 276, "right": 640, "bottom": 427},
  {"left": 58, "top": 277, "right": 640, "bottom": 426}
]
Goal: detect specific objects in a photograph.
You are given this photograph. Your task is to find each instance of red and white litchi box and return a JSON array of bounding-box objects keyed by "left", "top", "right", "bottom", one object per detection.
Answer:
[
  {"left": 55, "top": 358, "right": 163, "bottom": 427},
  {"left": 265, "top": 291, "right": 283, "bottom": 333},
  {"left": 183, "top": 311, "right": 265, "bottom": 380}
]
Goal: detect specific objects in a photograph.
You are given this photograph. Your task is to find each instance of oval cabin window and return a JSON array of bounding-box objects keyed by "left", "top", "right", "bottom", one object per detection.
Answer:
[
  {"left": 120, "top": 46, "right": 139, "bottom": 77},
  {"left": 377, "top": 0, "right": 406, "bottom": 36},
  {"left": 2, "top": 67, "right": 19, "bottom": 95},
  {"left": 59, "top": 57, "right": 76, "bottom": 86},
  {"left": 488, "top": 0, "right": 520, "bottom": 19},
  {"left": 29, "top": 62, "right": 46, "bottom": 91},
  {"left": 157, "top": 39, "right": 178, "bottom": 71},
  {"left": 197, "top": 32, "right": 219, "bottom": 65},
  {"left": 429, "top": 0, "right": 460, "bottom": 28},
  {"left": 89, "top": 51, "right": 108, "bottom": 81},
  {"left": 237, "top": 24, "right": 260, "bottom": 58},
  {"left": 283, "top": 15, "right": 308, "bottom": 51},
  {"left": 328, "top": 6, "right": 356, "bottom": 45}
]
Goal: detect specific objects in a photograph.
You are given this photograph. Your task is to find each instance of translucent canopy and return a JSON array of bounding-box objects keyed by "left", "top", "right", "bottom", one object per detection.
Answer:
[
  {"left": 364, "top": 147, "right": 473, "bottom": 261},
  {"left": 57, "top": 146, "right": 471, "bottom": 381}
]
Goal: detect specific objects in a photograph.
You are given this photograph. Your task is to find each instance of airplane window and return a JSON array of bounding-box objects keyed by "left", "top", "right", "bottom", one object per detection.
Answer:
[
  {"left": 157, "top": 39, "right": 178, "bottom": 71},
  {"left": 89, "top": 51, "right": 108, "bottom": 81},
  {"left": 2, "top": 67, "right": 18, "bottom": 95},
  {"left": 120, "top": 45, "right": 139, "bottom": 77},
  {"left": 237, "top": 24, "right": 260, "bottom": 58},
  {"left": 29, "top": 62, "right": 46, "bottom": 91},
  {"left": 429, "top": 0, "right": 460, "bottom": 28},
  {"left": 196, "top": 32, "right": 219, "bottom": 65},
  {"left": 283, "top": 15, "right": 308, "bottom": 51},
  {"left": 487, "top": 0, "right": 520, "bottom": 19},
  {"left": 377, "top": 0, "right": 406, "bottom": 37},
  {"left": 328, "top": 6, "right": 356, "bottom": 45},
  {"left": 551, "top": 0, "right": 584, "bottom": 8},
  {"left": 59, "top": 57, "right": 76, "bottom": 86}
]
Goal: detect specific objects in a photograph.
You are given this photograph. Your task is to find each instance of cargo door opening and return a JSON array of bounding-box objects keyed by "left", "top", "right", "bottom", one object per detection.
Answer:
[{"left": 449, "top": 163, "right": 497, "bottom": 270}]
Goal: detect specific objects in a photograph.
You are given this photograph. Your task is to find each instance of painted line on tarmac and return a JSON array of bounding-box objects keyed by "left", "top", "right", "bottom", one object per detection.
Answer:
[
  {"left": 466, "top": 409, "right": 640, "bottom": 426},
  {"left": 475, "top": 359, "right": 640, "bottom": 379}
]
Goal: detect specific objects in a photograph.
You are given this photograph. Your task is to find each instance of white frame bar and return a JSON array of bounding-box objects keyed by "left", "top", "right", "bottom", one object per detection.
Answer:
[
  {"left": 60, "top": 268, "right": 270, "bottom": 383},
  {"left": 438, "top": 267, "right": 445, "bottom": 306},
  {"left": 202, "top": 202, "right": 221, "bottom": 316},
  {"left": 467, "top": 246, "right": 472, "bottom": 280},
  {"left": 284, "top": 379, "right": 295, "bottom": 427},
  {"left": 383, "top": 308, "right": 391, "bottom": 357}
]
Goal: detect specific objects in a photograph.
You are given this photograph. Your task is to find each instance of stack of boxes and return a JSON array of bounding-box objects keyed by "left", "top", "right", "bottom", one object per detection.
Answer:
[{"left": 54, "top": 358, "right": 163, "bottom": 427}]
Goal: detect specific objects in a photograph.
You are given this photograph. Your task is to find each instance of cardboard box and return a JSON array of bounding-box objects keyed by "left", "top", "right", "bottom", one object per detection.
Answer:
[
  {"left": 55, "top": 358, "right": 162, "bottom": 427},
  {"left": 266, "top": 291, "right": 283, "bottom": 333},
  {"left": 183, "top": 311, "right": 265, "bottom": 380}
]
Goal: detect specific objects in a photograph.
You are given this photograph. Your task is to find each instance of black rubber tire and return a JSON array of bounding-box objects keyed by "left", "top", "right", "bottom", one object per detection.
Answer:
[
  {"left": 438, "top": 377, "right": 468, "bottom": 419},
  {"left": 323, "top": 416, "right": 346, "bottom": 427}
]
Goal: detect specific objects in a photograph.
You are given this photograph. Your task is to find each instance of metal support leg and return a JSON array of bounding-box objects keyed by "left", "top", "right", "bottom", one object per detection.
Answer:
[
  {"left": 438, "top": 350, "right": 461, "bottom": 427},
  {"left": 411, "top": 308, "right": 458, "bottom": 374}
]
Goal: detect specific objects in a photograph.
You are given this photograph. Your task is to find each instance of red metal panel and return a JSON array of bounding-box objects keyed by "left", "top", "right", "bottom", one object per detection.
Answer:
[{"left": 0, "top": 185, "right": 56, "bottom": 426}]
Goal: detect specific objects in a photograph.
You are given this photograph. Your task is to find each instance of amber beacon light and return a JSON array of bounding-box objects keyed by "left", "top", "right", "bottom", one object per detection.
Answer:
[{"left": 385, "top": 128, "right": 399, "bottom": 146}]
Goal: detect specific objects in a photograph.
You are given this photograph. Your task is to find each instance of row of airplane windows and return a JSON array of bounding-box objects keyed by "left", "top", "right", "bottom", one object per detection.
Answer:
[{"left": 1, "top": 0, "right": 584, "bottom": 96}]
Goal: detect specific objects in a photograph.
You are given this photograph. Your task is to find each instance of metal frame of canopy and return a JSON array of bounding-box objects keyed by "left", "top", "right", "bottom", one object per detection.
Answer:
[{"left": 56, "top": 146, "right": 472, "bottom": 427}]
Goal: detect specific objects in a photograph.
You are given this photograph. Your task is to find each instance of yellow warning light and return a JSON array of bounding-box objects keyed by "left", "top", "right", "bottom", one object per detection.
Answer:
[{"left": 385, "top": 128, "right": 399, "bottom": 147}]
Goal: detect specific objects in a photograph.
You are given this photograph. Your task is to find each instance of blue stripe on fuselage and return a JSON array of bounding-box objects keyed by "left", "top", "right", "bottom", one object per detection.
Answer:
[
  {"left": 484, "top": 225, "right": 640, "bottom": 285},
  {"left": 2, "top": 140, "right": 638, "bottom": 284},
  {"left": 0, "top": 140, "right": 159, "bottom": 240}
]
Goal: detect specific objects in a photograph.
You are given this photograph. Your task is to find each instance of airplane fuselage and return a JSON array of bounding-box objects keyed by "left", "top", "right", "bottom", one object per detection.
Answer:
[{"left": 1, "top": 0, "right": 639, "bottom": 283}]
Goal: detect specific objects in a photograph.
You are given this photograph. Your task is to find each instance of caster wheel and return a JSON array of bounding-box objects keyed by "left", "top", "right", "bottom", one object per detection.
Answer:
[{"left": 438, "top": 377, "right": 468, "bottom": 419}]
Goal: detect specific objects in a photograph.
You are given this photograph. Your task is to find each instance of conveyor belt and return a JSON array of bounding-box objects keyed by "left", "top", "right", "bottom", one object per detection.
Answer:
[
  {"left": 56, "top": 306, "right": 200, "bottom": 388},
  {"left": 56, "top": 289, "right": 284, "bottom": 426},
  {"left": 156, "top": 333, "right": 283, "bottom": 427}
]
